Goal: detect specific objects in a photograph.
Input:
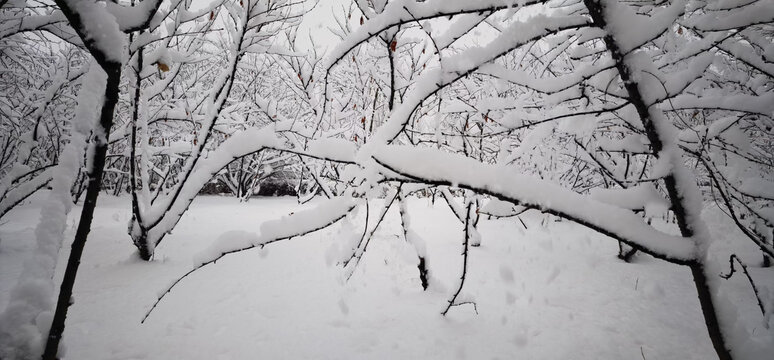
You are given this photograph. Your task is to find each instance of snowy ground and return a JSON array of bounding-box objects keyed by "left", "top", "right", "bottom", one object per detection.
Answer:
[{"left": 0, "top": 193, "right": 768, "bottom": 359}]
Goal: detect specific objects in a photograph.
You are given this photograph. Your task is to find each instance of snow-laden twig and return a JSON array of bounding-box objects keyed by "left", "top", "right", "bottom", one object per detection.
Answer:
[
  {"left": 442, "top": 202, "right": 476, "bottom": 316},
  {"left": 142, "top": 196, "right": 357, "bottom": 323},
  {"left": 720, "top": 254, "right": 767, "bottom": 319},
  {"left": 343, "top": 186, "right": 402, "bottom": 279}
]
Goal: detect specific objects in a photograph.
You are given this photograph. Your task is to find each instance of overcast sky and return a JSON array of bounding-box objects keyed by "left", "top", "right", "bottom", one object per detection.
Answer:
[{"left": 296, "top": 0, "right": 349, "bottom": 53}]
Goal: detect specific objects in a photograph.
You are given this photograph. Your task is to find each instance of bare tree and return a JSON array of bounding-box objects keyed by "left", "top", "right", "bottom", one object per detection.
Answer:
[{"left": 125, "top": 0, "right": 306, "bottom": 260}]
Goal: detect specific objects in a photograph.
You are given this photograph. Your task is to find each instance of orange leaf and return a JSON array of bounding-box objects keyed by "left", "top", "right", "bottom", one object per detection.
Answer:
[
  {"left": 156, "top": 62, "right": 170, "bottom": 72},
  {"left": 390, "top": 40, "right": 397, "bottom": 52}
]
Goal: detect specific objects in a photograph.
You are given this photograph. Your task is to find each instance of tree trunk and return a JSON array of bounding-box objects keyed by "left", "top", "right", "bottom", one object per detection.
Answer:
[
  {"left": 132, "top": 226, "right": 153, "bottom": 261},
  {"left": 42, "top": 65, "right": 121, "bottom": 360},
  {"left": 583, "top": 1, "right": 733, "bottom": 359}
]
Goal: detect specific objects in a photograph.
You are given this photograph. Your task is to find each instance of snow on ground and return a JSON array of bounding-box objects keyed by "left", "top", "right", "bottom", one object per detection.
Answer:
[{"left": 0, "top": 193, "right": 744, "bottom": 359}]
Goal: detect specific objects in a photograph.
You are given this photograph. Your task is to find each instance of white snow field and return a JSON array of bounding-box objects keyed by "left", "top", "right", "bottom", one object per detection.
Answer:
[{"left": 0, "top": 193, "right": 768, "bottom": 359}]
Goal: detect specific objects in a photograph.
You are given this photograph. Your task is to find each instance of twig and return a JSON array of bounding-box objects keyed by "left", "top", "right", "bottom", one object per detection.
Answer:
[
  {"left": 142, "top": 203, "right": 355, "bottom": 323},
  {"left": 442, "top": 202, "right": 476, "bottom": 316},
  {"left": 720, "top": 254, "right": 766, "bottom": 316},
  {"left": 342, "top": 186, "right": 402, "bottom": 277}
]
